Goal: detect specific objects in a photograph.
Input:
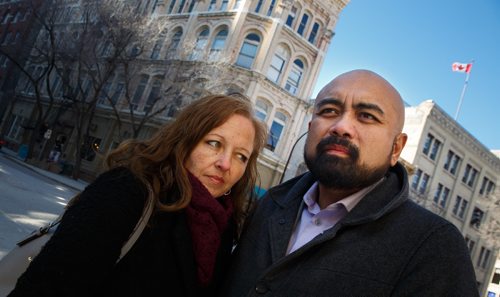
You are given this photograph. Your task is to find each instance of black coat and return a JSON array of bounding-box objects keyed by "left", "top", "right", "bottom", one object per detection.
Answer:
[
  {"left": 222, "top": 163, "right": 479, "bottom": 297},
  {"left": 9, "top": 168, "right": 234, "bottom": 297}
]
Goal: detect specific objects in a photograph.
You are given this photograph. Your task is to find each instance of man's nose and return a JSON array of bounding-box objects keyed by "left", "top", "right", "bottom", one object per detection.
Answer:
[
  {"left": 215, "top": 152, "right": 231, "bottom": 171},
  {"left": 328, "top": 114, "right": 355, "bottom": 138}
]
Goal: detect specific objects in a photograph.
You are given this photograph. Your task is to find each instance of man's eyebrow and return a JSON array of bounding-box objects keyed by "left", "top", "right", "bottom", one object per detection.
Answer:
[
  {"left": 354, "top": 102, "right": 385, "bottom": 116},
  {"left": 315, "top": 98, "right": 343, "bottom": 109}
]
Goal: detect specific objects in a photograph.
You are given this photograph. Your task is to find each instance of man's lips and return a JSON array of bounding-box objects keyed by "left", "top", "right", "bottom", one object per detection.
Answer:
[{"left": 323, "top": 144, "right": 350, "bottom": 156}]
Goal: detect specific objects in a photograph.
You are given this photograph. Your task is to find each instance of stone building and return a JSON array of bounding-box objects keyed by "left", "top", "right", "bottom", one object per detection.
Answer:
[
  {"left": 0, "top": 0, "right": 349, "bottom": 187},
  {"left": 402, "top": 100, "right": 500, "bottom": 296}
]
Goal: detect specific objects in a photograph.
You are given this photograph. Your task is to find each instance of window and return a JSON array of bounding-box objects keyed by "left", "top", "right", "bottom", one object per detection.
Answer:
[
  {"left": 479, "top": 177, "right": 496, "bottom": 196},
  {"left": 422, "top": 133, "right": 441, "bottom": 160},
  {"left": 177, "top": 0, "right": 186, "bottom": 13},
  {"left": 267, "top": 111, "right": 287, "bottom": 151},
  {"left": 168, "top": 28, "right": 183, "bottom": 57},
  {"left": 465, "top": 236, "right": 475, "bottom": 254},
  {"left": 233, "top": 0, "right": 242, "bottom": 10},
  {"left": 308, "top": 22, "right": 320, "bottom": 44},
  {"left": 209, "top": 28, "right": 228, "bottom": 61},
  {"left": 286, "top": 6, "right": 297, "bottom": 27},
  {"left": 187, "top": 0, "right": 196, "bottom": 12},
  {"left": 433, "top": 183, "right": 450, "bottom": 208},
  {"left": 266, "top": 45, "right": 289, "bottom": 83},
  {"left": 443, "top": 150, "right": 461, "bottom": 175},
  {"left": 418, "top": 173, "right": 430, "bottom": 194},
  {"left": 236, "top": 33, "right": 260, "bottom": 69},
  {"left": 190, "top": 28, "right": 209, "bottom": 60},
  {"left": 452, "top": 196, "right": 468, "bottom": 219},
  {"left": 255, "top": 0, "right": 263, "bottom": 13},
  {"left": 267, "top": 0, "right": 276, "bottom": 16},
  {"left": 462, "top": 164, "right": 478, "bottom": 187},
  {"left": 285, "top": 59, "right": 304, "bottom": 95},
  {"left": 255, "top": 100, "right": 268, "bottom": 122},
  {"left": 145, "top": 77, "right": 162, "bottom": 113},
  {"left": 412, "top": 169, "right": 422, "bottom": 190},
  {"left": 208, "top": 0, "right": 216, "bottom": 11},
  {"left": 80, "top": 136, "right": 102, "bottom": 162},
  {"left": 477, "top": 247, "right": 491, "bottom": 269},
  {"left": 151, "top": 40, "right": 163, "bottom": 60},
  {"left": 220, "top": 0, "right": 228, "bottom": 10},
  {"left": 168, "top": 0, "right": 176, "bottom": 13},
  {"left": 297, "top": 13, "right": 309, "bottom": 36},
  {"left": 470, "top": 207, "right": 484, "bottom": 228},
  {"left": 98, "top": 80, "right": 112, "bottom": 105},
  {"left": 132, "top": 75, "right": 149, "bottom": 110}
]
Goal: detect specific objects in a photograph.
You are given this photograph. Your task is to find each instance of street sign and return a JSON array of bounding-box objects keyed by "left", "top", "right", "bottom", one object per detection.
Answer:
[{"left": 44, "top": 129, "right": 52, "bottom": 139}]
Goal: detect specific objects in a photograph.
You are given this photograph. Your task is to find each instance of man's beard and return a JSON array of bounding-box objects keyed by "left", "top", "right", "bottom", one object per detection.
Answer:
[{"left": 304, "top": 136, "right": 391, "bottom": 190}]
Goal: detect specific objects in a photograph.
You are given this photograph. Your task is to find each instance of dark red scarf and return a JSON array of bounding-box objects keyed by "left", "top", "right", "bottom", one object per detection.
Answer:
[{"left": 186, "top": 173, "right": 234, "bottom": 287}]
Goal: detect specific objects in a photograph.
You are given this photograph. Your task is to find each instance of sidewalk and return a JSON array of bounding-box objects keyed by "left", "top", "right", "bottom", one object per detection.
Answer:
[{"left": 0, "top": 148, "right": 88, "bottom": 192}]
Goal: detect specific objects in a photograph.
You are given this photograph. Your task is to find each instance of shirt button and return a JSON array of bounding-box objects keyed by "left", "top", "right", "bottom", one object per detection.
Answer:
[
  {"left": 255, "top": 282, "right": 268, "bottom": 294},
  {"left": 314, "top": 218, "right": 321, "bottom": 225}
]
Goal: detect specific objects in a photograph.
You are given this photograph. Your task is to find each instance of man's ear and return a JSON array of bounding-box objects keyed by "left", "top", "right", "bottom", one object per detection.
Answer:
[{"left": 390, "top": 133, "right": 407, "bottom": 166}]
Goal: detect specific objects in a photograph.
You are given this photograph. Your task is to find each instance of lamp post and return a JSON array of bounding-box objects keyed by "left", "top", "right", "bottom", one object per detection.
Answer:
[{"left": 279, "top": 131, "right": 308, "bottom": 184}]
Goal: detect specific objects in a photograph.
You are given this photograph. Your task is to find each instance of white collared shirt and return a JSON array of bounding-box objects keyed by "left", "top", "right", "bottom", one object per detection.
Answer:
[{"left": 286, "top": 179, "right": 383, "bottom": 255}]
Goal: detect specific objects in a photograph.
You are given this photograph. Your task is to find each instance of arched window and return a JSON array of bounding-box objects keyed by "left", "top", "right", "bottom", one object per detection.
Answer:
[
  {"left": 167, "top": 28, "right": 183, "bottom": 58},
  {"left": 177, "top": 0, "right": 186, "bottom": 13},
  {"left": 267, "top": 111, "right": 287, "bottom": 152},
  {"left": 308, "top": 22, "right": 320, "bottom": 44},
  {"left": 208, "top": 0, "right": 216, "bottom": 11},
  {"left": 236, "top": 33, "right": 260, "bottom": 69},
  {"left": 145, "top": 76, "right": 163, "bottom": 113},
  {"left": 266, "top": 44, "right": 289, "bottom": 83},
  {"left": 132, "top": 74, "right": 149, "bottom": 110},
  {"left": 255, "top": 0, "right": 264, "bottom": 13},
  {"left": 190, "top": 28, "right": 209, "bottom": 60},
  {"left": 285, "top": 59, "right": 304, "bottom": 95},
  {"left": 151, "top": 30, "right": 167, "bottom": 60},
  {"left": 286, "top": 6, "right": 297, "bottom": 27},
  {"left": 167, "top": 0, "right": 176, "bottom": 13},
  {"left": 209, "top": 28, "right": 228, "bottom": 61},
  {"left": 233, "top": 0, "right": 242, "bottom": 10},
  {"left": 297, "top": 13, "right": 309, "bottom": 36},
  {"left": 266, "top": 0, "right": 276, "bottom": 16},
  {"left": 220, "top": 0, "right": 229, "bottom": 10},
  {"left": 255, "top": 99, "right": 269, "bottom": 122}
]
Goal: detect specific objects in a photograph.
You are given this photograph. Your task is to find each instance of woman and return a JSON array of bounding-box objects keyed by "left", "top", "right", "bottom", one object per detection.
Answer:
[{"left": 8, "top": 95, "right": 267, "bottom": 297}]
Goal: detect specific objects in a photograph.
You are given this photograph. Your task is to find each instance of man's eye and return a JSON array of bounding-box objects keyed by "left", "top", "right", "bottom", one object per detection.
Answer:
[
  {"left": 207, "top": 140, "right": 220, "bottom": 148},
  {"left": 359, "top": 112, "right": 378, "bottom": 122},
  {"left": 317, "top": 108, "right": 339, "bottom": 116}
]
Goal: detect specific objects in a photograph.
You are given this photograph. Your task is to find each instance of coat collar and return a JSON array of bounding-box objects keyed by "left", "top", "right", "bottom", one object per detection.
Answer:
[{"left": 265, "top": 162, "right": 409, "bottom": 261}]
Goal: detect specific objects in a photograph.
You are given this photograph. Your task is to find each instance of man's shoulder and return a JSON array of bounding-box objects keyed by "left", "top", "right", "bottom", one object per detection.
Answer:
[{"left": 265, "top": 172, "right": 314, "bottom": 200}]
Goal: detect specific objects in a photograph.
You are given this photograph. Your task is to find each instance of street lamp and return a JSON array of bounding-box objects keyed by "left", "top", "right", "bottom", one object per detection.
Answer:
[{"left": 279, "top": 131, "right": 308, "bottom": 184}]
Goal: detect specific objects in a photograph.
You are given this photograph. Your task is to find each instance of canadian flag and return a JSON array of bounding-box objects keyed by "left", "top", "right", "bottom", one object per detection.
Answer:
[{"left": 452, "top": 62, "right": 472, "bottom": 73}]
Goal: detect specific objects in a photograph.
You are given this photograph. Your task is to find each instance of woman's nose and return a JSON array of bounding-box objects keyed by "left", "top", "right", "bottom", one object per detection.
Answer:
[{"left": 215, "top": 153, "right": 231, "bottom": 171}]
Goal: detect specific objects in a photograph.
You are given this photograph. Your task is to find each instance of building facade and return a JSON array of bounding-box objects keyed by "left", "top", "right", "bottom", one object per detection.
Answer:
[
  {"left": 0, "top": 0, "right": 349, "bottom": 187},
  {"left": 401, "top": 100, "right": 500, "bottom": 296}
]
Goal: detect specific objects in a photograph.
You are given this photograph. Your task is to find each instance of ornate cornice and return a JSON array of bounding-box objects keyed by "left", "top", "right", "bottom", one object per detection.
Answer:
[{"left": 427, "top": 103, "right": 500, "bottom": 172}]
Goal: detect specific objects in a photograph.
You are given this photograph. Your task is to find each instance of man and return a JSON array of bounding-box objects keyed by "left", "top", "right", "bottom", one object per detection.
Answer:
[{"left": 221, "top": 70, "right": 479, "bottom": 297}]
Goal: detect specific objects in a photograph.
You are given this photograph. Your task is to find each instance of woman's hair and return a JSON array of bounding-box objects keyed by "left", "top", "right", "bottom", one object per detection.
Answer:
[{"left": 106, "top": 94, "right": 267, "bottom": 225}]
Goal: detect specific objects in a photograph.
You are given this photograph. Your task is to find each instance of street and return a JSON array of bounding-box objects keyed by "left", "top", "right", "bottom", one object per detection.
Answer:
[{"left": 0, "top": 151, "right": 86, "bottom": 258}]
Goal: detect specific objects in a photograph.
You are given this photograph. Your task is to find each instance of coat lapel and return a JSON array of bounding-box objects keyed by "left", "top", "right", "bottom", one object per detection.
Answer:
[{"left": 266, "top": 173, "right": 315, "bottom": 263}]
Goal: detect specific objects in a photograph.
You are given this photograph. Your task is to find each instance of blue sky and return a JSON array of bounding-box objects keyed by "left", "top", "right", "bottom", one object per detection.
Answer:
[{"left": 313, "top": 0, "right": 500, "bottom": 150}]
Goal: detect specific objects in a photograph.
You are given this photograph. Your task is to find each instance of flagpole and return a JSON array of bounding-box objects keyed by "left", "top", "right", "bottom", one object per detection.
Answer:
[{"left": 454, "top": 60, "right": 474, "bottom": 121}]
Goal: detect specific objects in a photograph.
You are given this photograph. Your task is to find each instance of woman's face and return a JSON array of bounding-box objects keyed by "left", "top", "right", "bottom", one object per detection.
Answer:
[{"left": 185, "top": 114, "right": 256, "bottom": 198}]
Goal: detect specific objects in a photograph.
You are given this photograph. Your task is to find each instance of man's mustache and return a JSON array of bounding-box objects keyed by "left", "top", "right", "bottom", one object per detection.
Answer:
[{"left": 316, "top": 136, "right": 359, "bottom": 159}]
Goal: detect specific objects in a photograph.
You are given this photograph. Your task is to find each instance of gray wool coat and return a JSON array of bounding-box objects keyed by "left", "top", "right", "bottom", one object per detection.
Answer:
[{"left": 221, "top": 163, "right": 479, "bottom": 297}]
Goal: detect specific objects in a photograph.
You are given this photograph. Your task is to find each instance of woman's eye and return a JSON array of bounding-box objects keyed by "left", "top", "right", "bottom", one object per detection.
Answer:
[
  {"left": 207, "top": 140, "right": 220, "bottom": 148},
  {"left": 236, "top": 153, "right": 248, "bottom": 163}
]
